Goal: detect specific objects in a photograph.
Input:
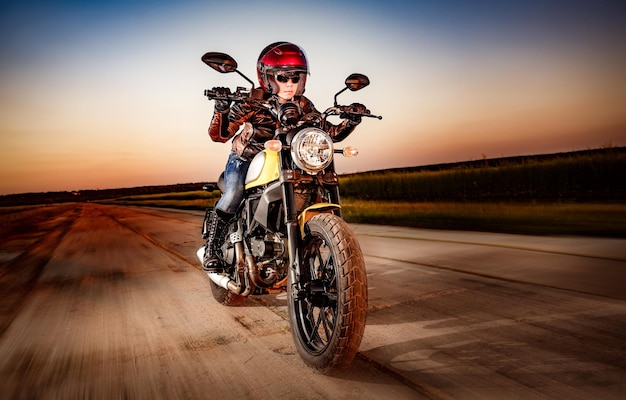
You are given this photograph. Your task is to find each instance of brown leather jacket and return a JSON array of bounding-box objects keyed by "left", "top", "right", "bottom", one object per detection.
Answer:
[{"left": 208, "top": 93, "right": 357, "bottom": 161}]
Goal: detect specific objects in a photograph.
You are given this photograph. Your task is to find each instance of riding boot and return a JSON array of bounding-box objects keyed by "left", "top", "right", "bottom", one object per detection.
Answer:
[{"left": 202, "top": 209, "right": 232, "bottom": 272}]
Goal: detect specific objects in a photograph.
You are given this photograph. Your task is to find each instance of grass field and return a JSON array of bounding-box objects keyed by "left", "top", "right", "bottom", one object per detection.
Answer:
[
  {"left": 340, "top": 199, "right": 626, "bottom": 237},
  {"left": 340, "top": 148, "right": 626, "bottom": 202},
  {"left": 98, "top": 147, "right": 626, "bottom": 238},
  {"left": 100, "top": 193, "right": 626, "bottom": 238},
  {"left": 100, "top": 190, "right": 219, "bottom": 210}
]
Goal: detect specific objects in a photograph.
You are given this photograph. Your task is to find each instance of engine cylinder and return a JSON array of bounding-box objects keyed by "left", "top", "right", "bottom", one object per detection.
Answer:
[{"left": 251, "top": 237, "right": 281, "bottom": 258}]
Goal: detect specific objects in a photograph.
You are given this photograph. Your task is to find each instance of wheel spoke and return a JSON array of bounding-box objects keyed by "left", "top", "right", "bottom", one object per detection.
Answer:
[
  {"left": 313, "top": 309, "right": 326, "bottom": 344},
  {"left": 320, "top": 306, "right": 334, "bottom": 340}
]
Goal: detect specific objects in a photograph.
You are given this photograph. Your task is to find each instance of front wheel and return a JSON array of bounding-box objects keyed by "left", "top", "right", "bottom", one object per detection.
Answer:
[{"left": 288, "top": 213, "right": 368, "bottom": 372}]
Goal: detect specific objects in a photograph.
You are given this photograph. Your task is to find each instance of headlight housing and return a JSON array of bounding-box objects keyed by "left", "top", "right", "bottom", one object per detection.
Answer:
[{"left": 291, "top": 128, "right": 334, "bottom": 174}]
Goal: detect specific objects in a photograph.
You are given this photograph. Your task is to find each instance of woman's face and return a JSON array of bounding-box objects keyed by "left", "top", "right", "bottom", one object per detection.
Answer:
[{"left": 274, "top": 72, "right": 301, "bottom": 103}]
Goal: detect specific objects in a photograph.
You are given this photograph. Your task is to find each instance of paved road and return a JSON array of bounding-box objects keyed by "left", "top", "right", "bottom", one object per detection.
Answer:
[{"left": 1, "top": 203, "right": 624, "bottom": 399}]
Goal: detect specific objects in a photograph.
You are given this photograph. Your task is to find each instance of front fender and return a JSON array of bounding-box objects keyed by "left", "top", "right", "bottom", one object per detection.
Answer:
[{"left": 297, "top": 203, "right": 341, "bottom": 237}]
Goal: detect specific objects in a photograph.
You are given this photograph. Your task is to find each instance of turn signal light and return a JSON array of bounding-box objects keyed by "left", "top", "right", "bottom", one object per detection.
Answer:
[
  {"left": 343, "top": 146, "right": 359, "bottom": 157},
  {"left": 264, "top": 140, "right": 282, "bottom": 152}
]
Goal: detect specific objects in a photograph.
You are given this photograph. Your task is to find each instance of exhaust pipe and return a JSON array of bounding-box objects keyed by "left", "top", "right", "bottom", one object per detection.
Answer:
[
  {"left": 208, "top": 271, "right": 241, "bottom": 293},
  {"left": 247, "top": 254, "right": 277, "bottom": 288},
  {"left": 196, "top": 246, "right": 242, "bottom": 294}
]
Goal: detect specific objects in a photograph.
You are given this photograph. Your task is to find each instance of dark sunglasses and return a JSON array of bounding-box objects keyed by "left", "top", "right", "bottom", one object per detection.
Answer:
[{"left": 275, "top": 74, "right": 301, "bottom": 83}]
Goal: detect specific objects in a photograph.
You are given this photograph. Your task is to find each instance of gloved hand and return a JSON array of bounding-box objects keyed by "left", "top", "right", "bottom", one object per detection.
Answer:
[
  {"left": 302, "top": 112, "right": 322, "bottom": 126},
  {"left": 212, "top": 87, "right": 232, "bottom": 111},
  {"left": 342, "top": 102, "right": 368, "bottom": 125}
]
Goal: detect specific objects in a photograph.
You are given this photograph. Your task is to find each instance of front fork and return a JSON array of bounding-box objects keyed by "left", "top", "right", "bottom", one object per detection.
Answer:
[
  {"left": 281, "top": 172, "right": 302, "bottom": 291},
  {"left": 279, "top": 147, "right": 303, "bottom": 291},
  {"left": 326, "top": 161, "right": 342, "bottom": 218},
  {"left": 280, "top": 152, "right": 342, "bottom": 292}
]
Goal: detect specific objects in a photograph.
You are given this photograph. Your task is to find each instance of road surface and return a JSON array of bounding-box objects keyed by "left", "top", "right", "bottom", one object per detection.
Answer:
[{"left": 1, "top": 203, "right": 624, "bottom": 399}]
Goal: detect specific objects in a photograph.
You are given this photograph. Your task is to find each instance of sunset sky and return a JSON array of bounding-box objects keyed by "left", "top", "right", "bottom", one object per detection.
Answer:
[{"left": 1, "top": 0, "right": 625, "bottom": 195}]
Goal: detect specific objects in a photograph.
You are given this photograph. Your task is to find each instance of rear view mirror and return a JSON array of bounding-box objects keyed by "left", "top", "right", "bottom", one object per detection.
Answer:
[
  {"left": 334, "top": 73, "right": 371, "bottom": 105},
  {"left": 201, "top": 52, "right": 238, "bottom": 73},
  {"left": 345, "top": 73, "right": 370, "bottom": 91}
]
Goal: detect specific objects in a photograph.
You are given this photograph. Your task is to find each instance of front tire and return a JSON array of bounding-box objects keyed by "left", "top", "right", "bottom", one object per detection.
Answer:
[{"left": 288, "top": 213, "right": 367, "bottom": 372}]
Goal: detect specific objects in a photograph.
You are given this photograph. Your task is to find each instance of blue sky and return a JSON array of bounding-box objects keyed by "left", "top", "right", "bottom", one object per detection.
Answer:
[{"left": 1, "top": 0, "right": 625, "bottom": 194}]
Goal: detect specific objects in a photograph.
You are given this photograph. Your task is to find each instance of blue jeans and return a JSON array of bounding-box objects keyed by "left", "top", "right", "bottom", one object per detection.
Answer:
[{"left": 215, "top": 151, "right": 250, "bottom": 214}]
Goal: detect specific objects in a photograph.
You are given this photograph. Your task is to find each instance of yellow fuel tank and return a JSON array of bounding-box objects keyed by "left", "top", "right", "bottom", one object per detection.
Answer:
[{"left": 245, "top": 150, "right": 280, "bottom": 190}]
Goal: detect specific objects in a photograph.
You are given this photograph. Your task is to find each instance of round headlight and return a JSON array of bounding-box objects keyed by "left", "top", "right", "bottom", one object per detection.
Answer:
[{"left": 291, "top": 128, "right": 334, "bottom": 174}]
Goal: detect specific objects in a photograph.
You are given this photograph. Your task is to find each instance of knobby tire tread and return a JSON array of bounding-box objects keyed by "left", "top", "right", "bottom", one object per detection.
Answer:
[{"left": 291, "top": 213, "right": 368, "bottom": 372}]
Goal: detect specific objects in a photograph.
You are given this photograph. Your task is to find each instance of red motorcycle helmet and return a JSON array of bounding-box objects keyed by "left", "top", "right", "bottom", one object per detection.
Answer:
[{"left": 257, "top": 42, "right": 308, "bottom": 96}]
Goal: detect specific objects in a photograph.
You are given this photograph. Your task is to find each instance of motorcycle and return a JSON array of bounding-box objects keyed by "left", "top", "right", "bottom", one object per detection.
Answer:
[{"left": 197, "top": 51, "right": 381, "bottom": 372}]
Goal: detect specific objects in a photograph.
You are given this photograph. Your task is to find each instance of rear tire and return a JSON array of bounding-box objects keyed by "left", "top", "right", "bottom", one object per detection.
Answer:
[
  {"left": 209, "top": 279, "right": 246, "bottom": 306},
  {"left": 206, "top": 219, "right": 246, "bottom": 306},
  {"left": 288, "top": 213, "right": 367, "bottom": 372}
]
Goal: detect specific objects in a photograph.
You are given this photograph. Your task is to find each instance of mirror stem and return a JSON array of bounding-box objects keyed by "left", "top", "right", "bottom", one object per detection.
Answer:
[
  {"left": 333, "top": 87, "right": 348, "bottom": 106},
  {"left": 236, "top": 70, "right": 255, "bottom": 91}
]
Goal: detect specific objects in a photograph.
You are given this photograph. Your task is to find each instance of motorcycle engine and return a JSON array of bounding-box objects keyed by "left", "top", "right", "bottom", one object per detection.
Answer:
[{"left": 250, "top": 234, "right": 283, "bottom": 259}]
